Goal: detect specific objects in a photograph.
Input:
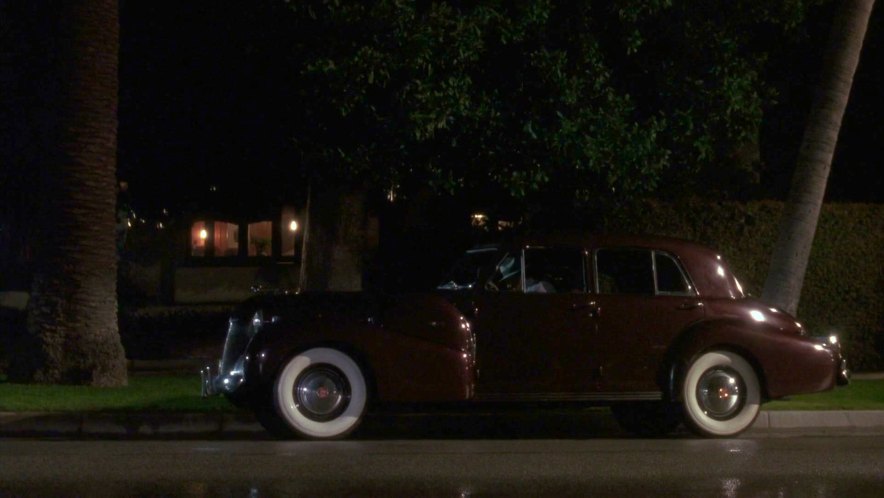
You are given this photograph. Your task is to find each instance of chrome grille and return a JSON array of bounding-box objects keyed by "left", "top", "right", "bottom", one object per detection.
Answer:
[{"left": 219, "top": 317, "right": 250, "bottom": 374}]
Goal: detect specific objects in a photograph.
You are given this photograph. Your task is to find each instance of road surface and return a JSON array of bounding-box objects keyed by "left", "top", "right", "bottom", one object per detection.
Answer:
[{"left": 1, "top": 434, "right": 882, "bottom": 496}]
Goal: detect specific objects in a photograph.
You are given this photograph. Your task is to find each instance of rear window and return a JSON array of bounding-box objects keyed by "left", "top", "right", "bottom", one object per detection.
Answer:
[{"left": 655, "top": 252, "right": 692, "bottom": 295}]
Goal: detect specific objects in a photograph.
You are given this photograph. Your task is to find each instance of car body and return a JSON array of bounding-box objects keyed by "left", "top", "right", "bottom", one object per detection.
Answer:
[{"left": 202, "top": 233, "right": 849, "bottom": 439}]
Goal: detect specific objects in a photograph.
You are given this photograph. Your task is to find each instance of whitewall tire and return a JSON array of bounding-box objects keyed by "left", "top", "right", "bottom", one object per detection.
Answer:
[
  {"left": 682, "top": 350, "right": 760, "bottom": 437},
  {"left": 273, "top": 347, "right": 368, "bottom": 440}
]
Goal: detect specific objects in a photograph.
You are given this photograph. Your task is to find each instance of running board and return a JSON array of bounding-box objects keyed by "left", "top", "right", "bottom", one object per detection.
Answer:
[{"left": 475, "top": 391, "right": 663, "bottom": 402}]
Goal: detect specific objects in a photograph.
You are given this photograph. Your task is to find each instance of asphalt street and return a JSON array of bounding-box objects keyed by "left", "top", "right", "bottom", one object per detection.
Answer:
[{"left": 0, "top": 435, "right": 882, "bottom": 497}]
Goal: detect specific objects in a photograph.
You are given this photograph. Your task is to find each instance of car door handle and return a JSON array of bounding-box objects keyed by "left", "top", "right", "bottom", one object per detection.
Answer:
[
  {"left": 571, "top": 302, "right": 600, "bottom": 317},
  {"left": 677, "top": 300, "right": 703, "bottom": 310}
]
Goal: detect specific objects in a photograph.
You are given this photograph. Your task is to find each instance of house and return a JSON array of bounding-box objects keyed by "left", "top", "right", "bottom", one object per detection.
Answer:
[{"left": 168, "top": 204, "right": 304, "bottom": 303}]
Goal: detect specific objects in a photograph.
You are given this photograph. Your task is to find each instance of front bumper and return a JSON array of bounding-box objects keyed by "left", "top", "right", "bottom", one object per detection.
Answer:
[
  {"left": 813, "top": 335, "right": 850, "bottom": 387},
  {"left": 836, "top": 358, "right": 850, "bottom": 386},
  {"left": 201, "top": 312, "right": 259, "bottom": 398},
  {"left": 200, "top": 358, "right": 246, "bottom": 397}
]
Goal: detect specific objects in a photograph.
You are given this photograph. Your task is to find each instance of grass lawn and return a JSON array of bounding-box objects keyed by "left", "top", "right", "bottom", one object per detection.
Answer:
[
  {"left": 763, "top": 379, "right": 884, "bottom": 411},
  {"left": 0, "top": 375, "right": 881, "bottom": 413},
  {"left": 0, "top": 374, "right": 236, "bottom": 412}
]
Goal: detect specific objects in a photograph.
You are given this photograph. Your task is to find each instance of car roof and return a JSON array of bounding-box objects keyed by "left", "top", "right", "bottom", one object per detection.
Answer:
[
  {"left": 513, "top": 231, "right": 718, "bottom": 257},
  {"left": 500, "top": 231, "right": 741, "bottom": 298}
]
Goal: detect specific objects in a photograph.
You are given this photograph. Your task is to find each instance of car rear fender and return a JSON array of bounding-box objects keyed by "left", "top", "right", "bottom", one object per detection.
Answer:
[{"left": 660, "top": 318, "right": 771, "bottom": 402}]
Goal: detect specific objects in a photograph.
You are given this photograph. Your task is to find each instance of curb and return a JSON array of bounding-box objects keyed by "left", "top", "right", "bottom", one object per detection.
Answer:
[
  {"left": 2, "top": 409, "right": 884, "bottom": 438},
  {"left": 0, "top": 411, "right": 263, "bottom": 438},
  {"left": 752, "top": 410, "right": 884, "bottom": 430}
]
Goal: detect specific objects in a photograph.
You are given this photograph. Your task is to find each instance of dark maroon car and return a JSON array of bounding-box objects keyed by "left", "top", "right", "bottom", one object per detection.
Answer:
[{"left": 202, "top": 234, "right": 849, "bottom": 439}]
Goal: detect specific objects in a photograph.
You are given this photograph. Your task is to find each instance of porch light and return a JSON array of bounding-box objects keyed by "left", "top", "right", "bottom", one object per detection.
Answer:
[
  {"left": 199, "top": 228, "right": 208, "bottom": 240},
  {"left": 289, "top": 220, "right": 298, "bottom": 232}
]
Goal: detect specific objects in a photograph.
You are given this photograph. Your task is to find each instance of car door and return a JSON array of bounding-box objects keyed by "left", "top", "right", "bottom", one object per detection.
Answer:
[
  {"left": 590, "top": 248, "right": 705, "bottom": 392},
  {"left": 471, "top": 246, "right": 601, "bottom": 398}
]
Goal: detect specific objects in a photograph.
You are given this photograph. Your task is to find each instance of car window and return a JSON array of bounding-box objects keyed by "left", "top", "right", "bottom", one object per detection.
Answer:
[
  {"left": 486, "top": 253, "right": 522, "bottom": 291},
  {"left": 654, "top": 252, "right": 693, "bottom": 295},
  {"left": 524, "top": 248, "right": 586, "bottom": 293},
  {"left": 437, "top": 247, "right": 501, "bottom": 290},
  {"left": 595, "top": 248, "right": 654, "bottom": 295}
]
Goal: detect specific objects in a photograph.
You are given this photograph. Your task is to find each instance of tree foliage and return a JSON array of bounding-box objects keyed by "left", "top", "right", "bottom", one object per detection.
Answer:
[{"left": 282, "top": 0, "right": 827, "bottom": 205}]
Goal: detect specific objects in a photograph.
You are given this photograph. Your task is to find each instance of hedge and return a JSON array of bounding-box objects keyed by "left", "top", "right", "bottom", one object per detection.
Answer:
[
  {"left": 599, "top": 200, "right": 883, "bottom": 371},
  {"left": 118, "top": 305, "right": 233, "bottom": 360}
]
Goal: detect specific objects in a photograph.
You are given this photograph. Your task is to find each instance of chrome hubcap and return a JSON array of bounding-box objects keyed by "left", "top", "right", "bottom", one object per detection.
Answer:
[
  {"left": 294, "top": 365, "right": 350, "bottom": 421},
  {"left": 696, "top": 367, "right": 744, "bottom": 420}
]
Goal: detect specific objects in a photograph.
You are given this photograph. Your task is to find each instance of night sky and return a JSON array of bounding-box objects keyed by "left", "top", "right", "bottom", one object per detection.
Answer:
[
  {"left": 117, "top": 1, "right": 883, "bottom": 217},
  {"left": 119, "top": 0, "right": 301, "bottom": 217}
]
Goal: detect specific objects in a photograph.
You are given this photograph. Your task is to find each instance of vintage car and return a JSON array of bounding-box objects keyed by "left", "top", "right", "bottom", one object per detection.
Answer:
[{"left": 201, "top": 233, "right": 849, "bottom": 439}]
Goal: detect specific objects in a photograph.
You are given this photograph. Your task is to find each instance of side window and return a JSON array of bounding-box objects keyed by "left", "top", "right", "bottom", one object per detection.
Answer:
[
  {"left": 486, "top": 253, "right": 522, "bottom": 292},
  {"left": 595, "top": 248, "right": 654, "bottom": 295},
  {"left": 438, "top": 248, "right": 501, "bottom": 290},
  {"left": 654, "top": 252, "right": 693, "bottom": 295},
  {"left": 524, "top": 248, "right": 586, "bottom": 293}
]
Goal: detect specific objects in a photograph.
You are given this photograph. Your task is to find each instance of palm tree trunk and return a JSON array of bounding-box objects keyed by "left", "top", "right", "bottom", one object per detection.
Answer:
[
  {"left": 9, "top": 1, "right": 127, "bottom": 386},
  {"left": 762, "top": 0, "right": 875, "bottom": 315}
]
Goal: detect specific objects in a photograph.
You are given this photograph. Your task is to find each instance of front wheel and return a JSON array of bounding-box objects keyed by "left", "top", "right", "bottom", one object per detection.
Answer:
[
  {"left": 268, "top": 347, "right": 368, "bottom": 440},
  {"left": 682, "top": 350, "right": 761, "bottom": 437}
]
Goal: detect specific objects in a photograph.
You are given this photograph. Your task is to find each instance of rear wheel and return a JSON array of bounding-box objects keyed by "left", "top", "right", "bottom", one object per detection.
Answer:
[
  {"left": 682, "top": 350, "right": 760, "bottom": 437},
  {"left": 266, "top": 347, "right": 368, "bottom": 440}
]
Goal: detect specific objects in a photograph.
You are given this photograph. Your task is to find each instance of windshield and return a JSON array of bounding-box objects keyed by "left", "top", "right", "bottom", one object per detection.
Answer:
[{"left": 437, "top": 247, "right": 501, "bottom": 290}]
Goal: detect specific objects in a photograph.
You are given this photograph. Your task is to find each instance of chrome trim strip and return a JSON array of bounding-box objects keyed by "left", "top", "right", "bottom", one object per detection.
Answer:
[{"left": 476, "top": 391, "right": 663, "bottom": 402}]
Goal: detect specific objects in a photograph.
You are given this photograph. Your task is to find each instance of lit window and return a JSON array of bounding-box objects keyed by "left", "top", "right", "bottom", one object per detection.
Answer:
[
  {"left": 471, "top": 213, "right": 488, "bottom": 228},
  {"left": 191, "top": 221, "right": 207, "bottom": 256},
  {"left": 214, "top": 221, "right": 239, "bottom": 257},
  {"left": 248, "top": 221, "right": 273, "bottom": 256}
]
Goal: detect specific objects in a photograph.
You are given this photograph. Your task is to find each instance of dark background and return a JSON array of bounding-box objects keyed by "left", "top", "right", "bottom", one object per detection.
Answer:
[{"left": 117, "top": 0, "right": 882, "bottom": 219}]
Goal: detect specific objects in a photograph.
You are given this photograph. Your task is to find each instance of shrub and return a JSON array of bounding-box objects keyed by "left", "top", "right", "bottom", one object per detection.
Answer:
[{"left": 118, "top": 305, "right": 233, "bottom": 360}]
